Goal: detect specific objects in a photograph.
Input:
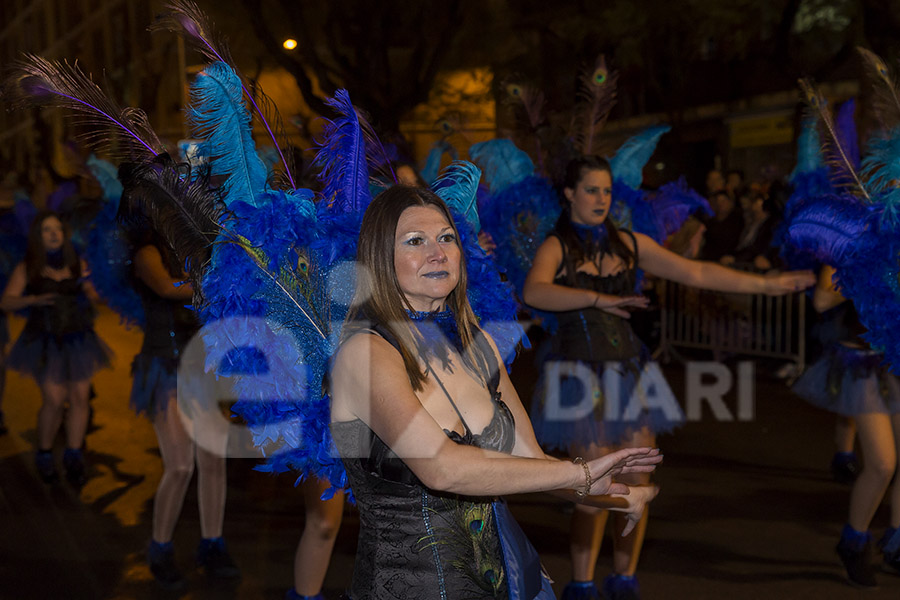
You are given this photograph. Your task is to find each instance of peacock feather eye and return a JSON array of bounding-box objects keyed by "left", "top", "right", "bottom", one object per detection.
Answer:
[
  {"left": 592, "top": 68, "right": 608, "bottom": 85},
  {"left": 482, "top": 569, "right": 497, "bottom": 584},
  {"left": 297, "top": 252, "right": 309, "bottom": 275},
  {"left": 469, "top": 519, "right": 484, "bottom": 534},
  {"left": 506, "top": 83, "right": 522, "bottom": 98},
  {"left": 439, "top": 119, "right": 453, "bottom": 134}
]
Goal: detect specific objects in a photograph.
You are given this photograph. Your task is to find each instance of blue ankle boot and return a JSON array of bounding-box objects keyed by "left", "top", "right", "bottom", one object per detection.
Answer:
[
  {"left": 148, "top": 540, "right": 186, "bottom": 591},
  {"left": 879, "top": 527, "right": 900, "bottom": 575},
  {"left": 560, "top": 580, "right": 599, "bottom": 600},
  {"left": 285, "top": 589, "right": 325, "bottom": 600},
  {"left": 35, "top": 449, "right": 58, "bottom": 484},
  {"left": 836, "top": 524, "right": 877, "bottom": 588},
  {"left": 63, "top": 447, "right": 87, "bottom": 487},
  {"left": 601, "top": 574, "right": 639, "bottom": 600},
  {"left": 197, "top": 537, "right": 241, "bottom": 579}
]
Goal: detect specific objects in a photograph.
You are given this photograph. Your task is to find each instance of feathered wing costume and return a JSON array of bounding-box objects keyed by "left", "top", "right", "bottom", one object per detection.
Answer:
[
  {"left": 470, "top": 138, "right": 559, "bottom": 309},
  {"left": 136, "top": 37, "right": 525, "bottom": 493},
  {"left": 783, "top": 54, "right": 900, "bottom": 372},
  {"left": 608, "top": 125, "right": 711, "bottom": 246}
]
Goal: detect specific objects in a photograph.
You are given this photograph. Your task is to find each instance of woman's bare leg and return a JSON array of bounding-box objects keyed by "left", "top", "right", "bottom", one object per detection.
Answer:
[
  {"left": 37, "top": 380, "right": 68, "bottom": 449},
  {"left": 151, "top": 389, "right": 195, "bottom": 543},
  {"left": 292, "top": 478, "right": 344, "bottom": 596},
  {"left": 848, "top": 413, "right": 895, "bottom": 532},
  {"left": 63, "top": 379, "right": 91, "bottom": 449}
]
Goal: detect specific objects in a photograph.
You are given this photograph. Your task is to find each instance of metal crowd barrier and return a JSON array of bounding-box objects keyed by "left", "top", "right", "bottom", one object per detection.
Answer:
[{"left": 654, "top": 278, "right": 806, "bottom": 370}]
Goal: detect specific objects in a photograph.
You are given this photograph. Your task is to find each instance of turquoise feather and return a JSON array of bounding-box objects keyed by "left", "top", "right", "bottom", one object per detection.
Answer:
[
  {"left": 421, "top": 139, "right": 458, "bottom": 184},
  {"left": 610, "top": 125, "right": 671, "bottom": 190},
  {"left": 85, "top": 154, "right": 123, "bottom": 201},
  {"left": 791, "top": 117, "right": 826, "bottom": 179},
  {"left": 432, "top": 160, "right": 482, "bottom": 232},
  {"left": 186, "top": 61, "right": 268, "bottom": 208},
  {"left": 469, "top": 139, "right": 534, "bottom": 193}
]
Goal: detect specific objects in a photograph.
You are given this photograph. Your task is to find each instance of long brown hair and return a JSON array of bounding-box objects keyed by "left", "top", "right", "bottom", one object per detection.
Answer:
[
  {"left": 345, "top": 185, "right": 490, "bottom": 391},
  {"left": 24, "top": 211, "right": 81, "bottom": 284}
]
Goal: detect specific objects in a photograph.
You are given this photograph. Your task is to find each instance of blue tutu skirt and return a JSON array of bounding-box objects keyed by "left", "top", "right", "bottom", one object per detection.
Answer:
[
  {"left": 792, "top": 344, "right": 900, "bottom": 416},
  {"left": 7, "top": 329, "right": 113, "bottom": 384},
  {"left": 130, "top": 353, "right": 179, "bottom": 417},
  {"left": 530, "top": 351, "right": 684, "bottom": 451}
]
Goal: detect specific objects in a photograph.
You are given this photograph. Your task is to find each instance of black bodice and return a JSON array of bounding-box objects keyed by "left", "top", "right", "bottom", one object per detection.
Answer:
[
  {"left": 23, "top": 275, "right": 94, "bottom": 336},
  {"left": 136, "top": 279, "right": 199, "bottom": 360},
  {"left": 550, "top": 231, "right": 643, "bottom": 362},
  {"left": 330, "top": 326, "right": 516, "bottom": 599}
]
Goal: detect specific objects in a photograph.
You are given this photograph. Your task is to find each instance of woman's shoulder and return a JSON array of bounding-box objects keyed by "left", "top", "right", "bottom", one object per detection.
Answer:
[{"left": 336, "top": 326, "right": 401, "bottom": 368}]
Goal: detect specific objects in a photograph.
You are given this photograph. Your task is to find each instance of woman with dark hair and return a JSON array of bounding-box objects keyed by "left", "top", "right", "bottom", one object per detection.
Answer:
[
  {"left": 117, "top": 178, "right": 240, "bottom": 590},
  {"left": 523, "top": 156, "right": 814, "bottom": 600},
  {"left": 0, "top": 210, "right": 112, "bottom": 485},
  {"left": 329, "top": 185, "right": 664, "bottom": 600}
]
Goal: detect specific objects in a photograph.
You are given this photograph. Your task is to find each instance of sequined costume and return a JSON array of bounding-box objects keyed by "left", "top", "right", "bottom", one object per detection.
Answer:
[
  {"left": 7, "top": 270, "right": 112, "bottom": 383},
  {"left": 530, "top": 230, "right": 682, "bottom": 451},
  {"left": 332, "top": 315, "right": 553, "bottom": 600},
  {"left": 793, "top": 300, "right": 900, "bottom": 416}
]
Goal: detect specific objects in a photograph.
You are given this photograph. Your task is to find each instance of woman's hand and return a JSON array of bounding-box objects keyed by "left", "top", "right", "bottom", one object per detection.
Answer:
[
  {"left": 585, "top": 447, "right": 662, "bottom": 496},
  {"left": 29, "top": 293, "right": 57, "bottom": 307},
  {"left": 595, "top": 294, "right": 650, "bottom": 318},
  {"left": 763, "top": 270, "right": 816, "bottom": 295},
  {"left": 612, "top": 485, "right": 659, "bottom": 536}
]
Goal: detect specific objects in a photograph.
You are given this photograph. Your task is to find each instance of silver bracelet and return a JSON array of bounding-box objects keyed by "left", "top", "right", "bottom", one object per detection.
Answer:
[{"left": 573, "top": 456, "right": 592, "bottom": 499}]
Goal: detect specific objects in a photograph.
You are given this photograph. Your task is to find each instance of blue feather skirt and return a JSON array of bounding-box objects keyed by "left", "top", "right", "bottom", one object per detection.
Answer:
[
  {"left": 792, "top": 344, "right": 900, "bottom": 416},
  {"left": 129, "top": 354, "right": 179, "bottom": 417},
  {"left": 530, "top": 351, "right": 683, "bottom": 451},
  {"left": 7, "top": 329, "right": 113, "bottom": 384}
]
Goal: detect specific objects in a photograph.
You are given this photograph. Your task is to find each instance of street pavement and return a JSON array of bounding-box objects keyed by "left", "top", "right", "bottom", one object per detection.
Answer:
[{"left": 1, "top": 307, "right": 898, "bottom": 599}]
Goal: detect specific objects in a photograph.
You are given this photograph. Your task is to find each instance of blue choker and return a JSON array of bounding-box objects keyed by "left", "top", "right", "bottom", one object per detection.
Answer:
[
  {"left": 46, "top": 249, "right": 65, "bottom": 269},
  {"left": 406, "top": 308, "right": 462, "bottom": 365},
  {"left": 572, "top": 222, "right": 610, "bottom": 254}
]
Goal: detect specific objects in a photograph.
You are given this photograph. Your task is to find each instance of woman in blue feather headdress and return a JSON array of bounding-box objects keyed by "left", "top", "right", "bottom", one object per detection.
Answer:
[
  {"left": 782, "top": 72, "right": 900, "bottom": 587},
  {"left": 523, "top": 156, "right": 815, "bottom": 600},
  {"left": 330, "top": 185, "right": 667, "bottom": 600}
]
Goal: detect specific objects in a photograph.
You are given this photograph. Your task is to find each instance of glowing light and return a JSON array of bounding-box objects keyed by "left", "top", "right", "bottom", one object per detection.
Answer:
[{"left": 283, "top": 39, "right": 298, "bottom": 50}]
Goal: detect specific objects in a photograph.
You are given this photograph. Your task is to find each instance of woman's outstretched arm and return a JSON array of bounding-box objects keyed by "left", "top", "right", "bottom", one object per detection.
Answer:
[{"left": 632, "top": 231, "right": 815, "bottom": 295}]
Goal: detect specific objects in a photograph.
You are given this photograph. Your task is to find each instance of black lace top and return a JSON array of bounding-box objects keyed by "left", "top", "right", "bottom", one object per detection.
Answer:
[
  {"left": 549, "top": 230, "right": 643, "bottom": 362},
  {"left": 22, "top": 275, "right": 94, "bottom": 337},
  {"left": 331, "top": 322, "right": 516, "bottom": 599}
]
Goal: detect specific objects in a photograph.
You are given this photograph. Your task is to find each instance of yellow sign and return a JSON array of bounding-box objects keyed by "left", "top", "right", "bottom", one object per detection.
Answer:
[{"left": 730, "top": 114, "right": 794, "bottom": 148}]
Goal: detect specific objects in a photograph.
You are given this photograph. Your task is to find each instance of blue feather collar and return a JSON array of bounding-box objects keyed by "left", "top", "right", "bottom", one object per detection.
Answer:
[
  {"left": 407, "top": 308, "right": 462, "bottom": 365},
  {"left": 572, "top": 221, "right": 610, "bottom": 254}
]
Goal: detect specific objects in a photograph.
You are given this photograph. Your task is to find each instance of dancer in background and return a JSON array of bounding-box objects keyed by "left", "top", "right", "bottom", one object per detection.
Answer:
[
  {"left": 792, "top": 265, "right": 900, "bottom": 587},
  {"left": 524, "top": 156, "right": 814, "bottom": 600},
  {"left": 0, "top": 210, "right": 111, "bottom": 485},
  {"left": 118, "top": 169, "right": 240, "bottom": 590}
]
